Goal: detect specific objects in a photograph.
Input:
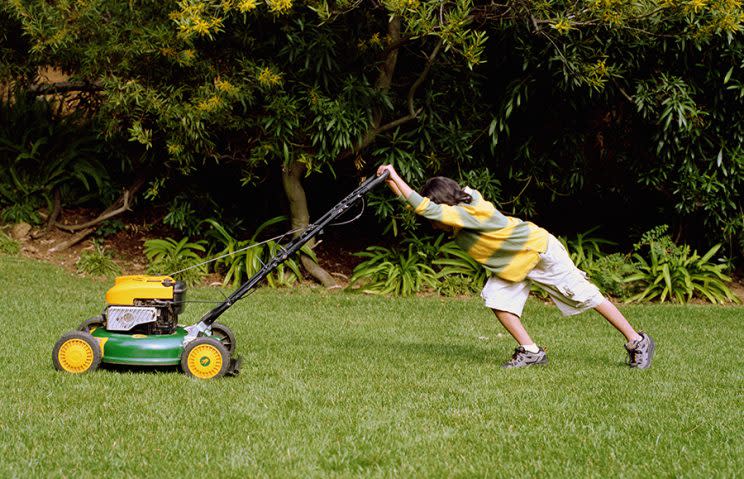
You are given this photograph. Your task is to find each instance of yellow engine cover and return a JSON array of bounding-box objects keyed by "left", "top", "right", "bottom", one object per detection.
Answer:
[{"left": 105, "top": 275, "right": 176, "bottom": 305}]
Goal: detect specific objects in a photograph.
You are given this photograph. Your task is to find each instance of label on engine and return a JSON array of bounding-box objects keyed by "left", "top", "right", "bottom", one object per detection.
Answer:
[{"left": 106, "top": 306, "right": 158, "bottom": 331}]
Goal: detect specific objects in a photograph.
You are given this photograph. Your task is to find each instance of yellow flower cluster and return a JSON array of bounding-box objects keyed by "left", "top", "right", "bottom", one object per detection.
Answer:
[
  {"left": 237, "top": 0, "right": 258, "bottom": 13},
  {"left": 590, "top": 0, "right": 622, "bottom": 8},
  {"left": 687, "top": 0, "right": 708, "bottom": 13},
  {"left": 266, "top": 0, "right": 292, "bottom": 14},
  {"left": 178, "top": 49, "right": 197, "bottom": 65},
  {"left": 583, "top": 59, "right": 610, "bottom": 89},
  {"left": 385, "top": 0, "right": 419, "bottom": 11},
  {"left": 551, "top": 19, "right": 573, "bottom": 33},
  {"left": 257, "top": 66, "right": 283, "bottom": 87},
  {"left": 170, "top": 2, "right": 224, "bottom": 39},
  {"left": 215, "top": 78, "right": 238, "bottom": 95},
  {"left": 603, "top": 9, "right": 624, "bottom": 23},
  {"left": 369, "top": 32, "right": 383, "bottom": 48},
  {"left": 197, "top": 95, "right": 224, "bottom": 112}
]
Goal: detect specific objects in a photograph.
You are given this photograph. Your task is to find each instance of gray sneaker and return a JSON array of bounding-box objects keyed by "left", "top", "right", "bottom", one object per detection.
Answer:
[
  {"left": 502, "top": 347, "right": 548, "bottom": 368},
  {"left": 625, "top": 332, "right": 655, "bottom": 369}
]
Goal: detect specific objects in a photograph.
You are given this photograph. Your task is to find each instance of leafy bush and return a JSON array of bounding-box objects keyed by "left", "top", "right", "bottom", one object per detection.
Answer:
[
  {"left": 144, "top": 237, "right": 207, "bottom": 286},
  {"left": 93, "top": 219, "right": 126, "bottom": 238},
  {"left": 0, "top": 90, "right": 110, "bottom": 218},
  {"left": 433, "top": 240, "right": 488, "bottom": 296},
  {"left": 1, "top": 202, "right": 42, "bottom": 225},
  {"left": 625, "top": 226, "right": 739, "bottom": 304},
  {"left": 163, "top": 196, "right": 202, "bottom": 236},
  {"left": 559, "top": 227, "right": 617, "bottom": 269},
  {"left": 204, "top": 217, "right": 314, "bottom": 288},
  {"left": 348, "top": 236, "right": 441, "bottom": 297},
  {"left": 583, "top": 253, "right": 637, "bottom": 300},
  {"left": 0, "top": 231, "right": 20, "bottom": 255},
  {"left": 76, "top": 241, "right": 121, "bottom": 277}
]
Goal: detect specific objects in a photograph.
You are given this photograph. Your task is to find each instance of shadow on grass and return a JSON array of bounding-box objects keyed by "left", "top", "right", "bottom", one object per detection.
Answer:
[{"left": 328, "top": 337, "right": 496, "bottom": 364}]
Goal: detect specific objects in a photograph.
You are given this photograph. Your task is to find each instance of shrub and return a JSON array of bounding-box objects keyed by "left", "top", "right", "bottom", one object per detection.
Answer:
[
  {"left": 433, "top": 240, "right": 488, "bottom": 296},
  {"left": 143, "top": 237, "right": 207, "bottom": 286},
  {"left": 348, "top": 236, "right": 441, "bottom": 297},
  {"left": 76, "top": 241, "right": 121, "bottom": 277},
  {"left": 559, "top": 227, "right": 617, "bottom": 269},
  {"left": 584, "top": 253, "right": 637, "bottom": 300},
  {"left": 625, "top": 226, "right": 739, "bottom": 304},
  {"left": 203, "top": 217, "right": 313, "bottom": 288},
  {"left": 0, "top": 231, "right": 20, "bottom": 255},
  {"left": 0, "top": 90, "right": 110, "bottom": 218},
  {"left": 1, "top": 202, "right": 42, "bottom": 225}
]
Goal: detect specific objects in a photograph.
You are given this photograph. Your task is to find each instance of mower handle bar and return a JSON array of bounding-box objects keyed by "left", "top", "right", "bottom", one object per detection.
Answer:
[{"left": 198, "top": 170, "right": 390, "bottom": 326}]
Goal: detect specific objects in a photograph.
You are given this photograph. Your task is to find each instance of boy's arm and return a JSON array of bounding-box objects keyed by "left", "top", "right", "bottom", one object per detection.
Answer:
[
  {"left": 376, "top": 164, "right": 485, "bottom": 229},
  {"left": 376, "top": 164, "right": 412, "bottom": 199}
]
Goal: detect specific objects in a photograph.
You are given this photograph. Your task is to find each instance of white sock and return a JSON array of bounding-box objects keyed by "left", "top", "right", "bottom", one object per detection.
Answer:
[{"left": 521, "top": 343, "right": 540, "bottom": 353}]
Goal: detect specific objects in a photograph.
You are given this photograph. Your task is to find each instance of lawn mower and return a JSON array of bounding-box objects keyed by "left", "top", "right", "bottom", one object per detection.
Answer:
[{"left": 52, "top": 171, "right": 389, "bottom": 379}]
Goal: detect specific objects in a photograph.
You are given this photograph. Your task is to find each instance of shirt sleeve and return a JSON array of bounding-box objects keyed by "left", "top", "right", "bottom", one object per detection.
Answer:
[{"left": 405, "top": 191, "right": 490, "bottom": 230}]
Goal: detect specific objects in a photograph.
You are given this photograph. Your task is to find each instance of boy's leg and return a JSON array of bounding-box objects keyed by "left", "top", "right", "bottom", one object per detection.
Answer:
[
  {"left": 481, "top": 278, "right": 547, "bottom": 368},
  {"left": 491, "top": 309, "right": 534, "bottom": 345},
  {"left": 593, "top": 299, "right": 641, "bottom": 343},
  {"left": 529, "top": 234, "right": 655, "bottom": 368}
]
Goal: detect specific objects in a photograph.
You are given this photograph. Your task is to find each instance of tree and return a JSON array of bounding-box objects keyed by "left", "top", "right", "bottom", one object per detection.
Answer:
[{"left": 2, "top": 0, "right": 743, "bottom": 268}]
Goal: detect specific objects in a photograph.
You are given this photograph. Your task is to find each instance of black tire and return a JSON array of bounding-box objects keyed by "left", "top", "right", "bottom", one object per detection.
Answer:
[
  {"left": 209, "top": 322, "right": 236, "bottom": 354},
  {"left": 78, "top": 316, "right": 105, "bottom": 332},
  {"left": 52, "top": 331, "right": 102, "bottom": 374},
  {"left": 180, "top": 337, "right": 230, "bottom": 380}
]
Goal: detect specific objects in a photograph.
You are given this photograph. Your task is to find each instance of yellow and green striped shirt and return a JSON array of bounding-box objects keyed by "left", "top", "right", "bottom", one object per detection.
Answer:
[{"left": 406, "top": 188, "right": 548, "bottom": 282}]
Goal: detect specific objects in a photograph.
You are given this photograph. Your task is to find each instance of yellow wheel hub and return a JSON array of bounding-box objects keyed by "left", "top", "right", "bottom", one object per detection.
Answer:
[
  {"left": 187, "top": 344, "right": 223, "bottom": 379},
  {"left": 57, "top": 339, "right": 95, "bottom": 373}
]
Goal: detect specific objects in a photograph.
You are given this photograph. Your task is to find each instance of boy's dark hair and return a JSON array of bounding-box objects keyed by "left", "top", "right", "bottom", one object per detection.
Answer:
[{"left": 421, "top": 176, "right": 472, "bottom": 206}]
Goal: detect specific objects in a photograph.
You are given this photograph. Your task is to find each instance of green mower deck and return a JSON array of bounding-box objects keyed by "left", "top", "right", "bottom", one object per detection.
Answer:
[{"left": 91, "top": 326, "right": 186, "bottom": 366}]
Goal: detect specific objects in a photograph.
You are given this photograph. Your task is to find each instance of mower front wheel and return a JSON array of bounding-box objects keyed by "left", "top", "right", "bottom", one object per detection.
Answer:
[
  {"left": 181, "top": 337, "right": 230, "bottom": 380},
  {"left": 53, "top": 331, "right": 102, "bottom": 374}
]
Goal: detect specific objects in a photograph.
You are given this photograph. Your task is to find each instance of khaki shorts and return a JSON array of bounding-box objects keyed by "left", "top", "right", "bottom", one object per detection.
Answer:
[{"left": 480, "top": 234, "right": 605, "bottom": 317}]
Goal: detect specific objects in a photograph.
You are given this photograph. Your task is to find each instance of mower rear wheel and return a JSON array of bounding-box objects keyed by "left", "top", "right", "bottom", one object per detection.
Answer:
[
  {"left": 209, "top": 322, "right": 236, "bottom": 354},
  {"left": 53, "top": 331, "right": 102, "bottom": 374},
  {"left": 78, "top": 316, "right": 104, "bottom": 333},
  {"left": 181, "top": 337, "right": 229, "bottom": 380}
]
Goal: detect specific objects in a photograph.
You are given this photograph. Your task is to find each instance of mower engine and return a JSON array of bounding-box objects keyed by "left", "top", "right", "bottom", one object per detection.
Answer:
[{"left": 104, "top": 275, "right": 186, "bottom": 335}]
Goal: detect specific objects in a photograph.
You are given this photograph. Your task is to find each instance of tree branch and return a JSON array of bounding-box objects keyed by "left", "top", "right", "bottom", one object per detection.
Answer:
[
  {"left": 48, "top": 177, "right": 145, "bottom": 253},
  {"left": 54, "top": 189, "right": 134, "bottom": 232}
]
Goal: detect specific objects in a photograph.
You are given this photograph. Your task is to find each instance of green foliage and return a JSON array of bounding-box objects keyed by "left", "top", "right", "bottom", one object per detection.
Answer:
[
  {"left": 348, "top": 235, "right": 441, "bottom": 297},
  {"left": 75, "top": 241, "right": 121, "bottom": 277},
  {"left": 367, "top": 192, "right": 419, "bottom": 237},
  {"left": 204, "top": 217, "right": 315, "bottom": 288},
  {"left": 93, "top": 219, "right": 126, "bottom": 239},
  {"left": 583, "top": 253, "right": 637, "bottom": 300},
  {"left": 1, "top": 201, "right": 41, "bottom": 225},
  {"left": 433, "top": 240, "right": 487, "bottom": 296},
  {"left": 163, "top": 196, "right": 200, "bottom": 235},
  {"left": 0, "top": 231, "right": 20, "bottom": 255},
  {"left": 3, "top": 0, "right": 744, "bottom": 266},
  {"left": 143, "top": 237, "right": 207, "bottom": 286},
  {"left": 625, "top": 226, "right": 739, "bottom": 304},
  {"left": 0, "top": 91, "right": 110, "bottom": 217},
  {"left": 559, "top": 227, "right": 617, "bottom": 270}
]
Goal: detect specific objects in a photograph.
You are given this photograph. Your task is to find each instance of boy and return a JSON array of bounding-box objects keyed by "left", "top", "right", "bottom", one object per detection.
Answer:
[{"left": 376, "top": 164, "right": 655, "bottom": 369}]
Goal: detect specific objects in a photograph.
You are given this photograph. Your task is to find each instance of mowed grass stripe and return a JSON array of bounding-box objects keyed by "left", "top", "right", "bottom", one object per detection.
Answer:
[{"left": 0, "top": 256, "right": 741, "bottom": 478}]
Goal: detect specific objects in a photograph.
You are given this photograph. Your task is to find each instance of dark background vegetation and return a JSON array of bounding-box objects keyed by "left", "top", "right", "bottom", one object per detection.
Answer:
[{"left": 1, "top": 1, "right": 742, "bottom": 288}]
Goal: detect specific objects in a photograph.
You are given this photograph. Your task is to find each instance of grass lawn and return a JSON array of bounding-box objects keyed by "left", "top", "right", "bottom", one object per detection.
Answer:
[{"left": 0, "top": 255, "right": 742, "bottom": 478}]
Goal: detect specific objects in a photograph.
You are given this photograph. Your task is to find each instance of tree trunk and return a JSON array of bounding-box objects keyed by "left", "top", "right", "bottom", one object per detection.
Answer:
[{"left": 281, "top": 161, "right": 338, "bottom": 288}]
